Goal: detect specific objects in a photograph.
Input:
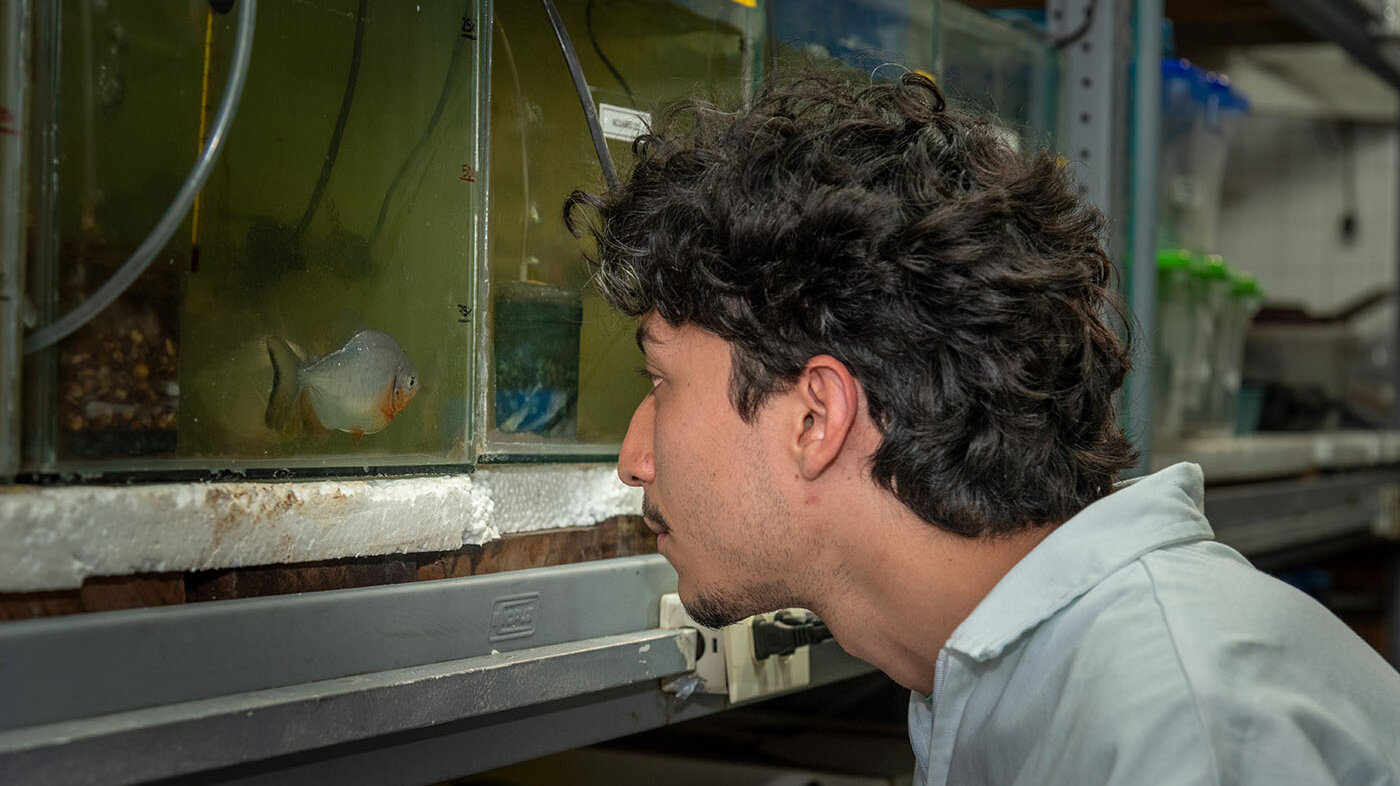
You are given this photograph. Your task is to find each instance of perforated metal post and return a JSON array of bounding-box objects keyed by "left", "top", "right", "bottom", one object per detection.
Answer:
[
  {"left": 1131, "top": 0, "right": 1161, "bottom": 473},
  {"left": 1049, "top": 0, "right": 1157, "bottom": 471}
]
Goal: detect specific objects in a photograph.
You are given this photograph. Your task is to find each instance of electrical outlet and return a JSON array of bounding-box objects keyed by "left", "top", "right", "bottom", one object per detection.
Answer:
[
  {"left": 659, "top": 593, "right": 728, "bottom": 695},
  {"left": 724, "top": 608, "right": 811, "bottom": 704},
  {"left": 658, "top": 594, "right": 813, "bottom": 704}
]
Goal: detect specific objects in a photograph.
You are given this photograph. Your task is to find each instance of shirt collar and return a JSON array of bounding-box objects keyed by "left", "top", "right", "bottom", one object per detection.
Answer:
[{"left": 944, "top": 462, "right": 1213, "bottom": 663}]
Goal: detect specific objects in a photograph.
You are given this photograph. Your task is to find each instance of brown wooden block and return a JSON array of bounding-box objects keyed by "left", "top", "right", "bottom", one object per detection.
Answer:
[
  {"left": 79, "top": 573, "right": 185, "bottom": 612},
  {"left": 186, "top": 556, "right": 419, "bottom": 602},
  {"left": 0, "top": 589, "right": 85, "bottom": 621},
  {"left": 470, "top": 516, "right": 656, "bottom": 576},
  {"left": 414, "top": 545, "right": 484, "bottom": 582},
  {"left": 0, "top": 517, "right": 659, "bottom": 620}
]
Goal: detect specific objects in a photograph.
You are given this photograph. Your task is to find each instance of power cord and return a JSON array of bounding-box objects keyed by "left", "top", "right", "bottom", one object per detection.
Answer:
[
  {"left": 585, "top": 0, "right": 636, "bottom": 105},
  {"left": 542, "top": 0, "right": 619, "bottom": 189},
  {"left": 1048, "top": 0, "right": 1099, "bottom": 49},
  {"left": 751, "top": 610, "right": 834, "bottom": 660}
]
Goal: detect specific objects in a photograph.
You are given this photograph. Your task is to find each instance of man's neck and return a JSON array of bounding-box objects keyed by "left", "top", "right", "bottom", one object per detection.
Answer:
[{"left": 806, "top": 495, "right": 1056, "bottom": 695}]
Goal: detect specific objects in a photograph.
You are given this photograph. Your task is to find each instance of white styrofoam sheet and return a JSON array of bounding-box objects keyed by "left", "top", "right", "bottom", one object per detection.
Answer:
[{"left": 0, "top": 465, "right": 641, "bottom": 591}]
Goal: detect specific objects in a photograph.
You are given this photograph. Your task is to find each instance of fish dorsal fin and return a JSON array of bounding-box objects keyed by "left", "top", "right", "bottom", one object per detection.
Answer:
[{"left": 328, "top": 309, "right": 370, "bottom": 352}]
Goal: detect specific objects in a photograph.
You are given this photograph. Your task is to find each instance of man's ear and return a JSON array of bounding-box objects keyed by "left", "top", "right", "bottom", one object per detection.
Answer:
[{"left": 791, "top": 355, "right": 860, "bottom": 480}]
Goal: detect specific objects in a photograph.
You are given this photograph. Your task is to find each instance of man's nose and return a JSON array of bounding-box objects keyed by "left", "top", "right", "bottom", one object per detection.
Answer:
[{"left": 618, "top": 396, "right": 655, "bottom": 488}]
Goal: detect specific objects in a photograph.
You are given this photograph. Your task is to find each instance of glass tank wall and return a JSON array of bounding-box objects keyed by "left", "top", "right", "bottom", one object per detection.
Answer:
[
  {"left": 768, "top": 0, "right": 1055, "bottom": 146},
  {"left": 12, "top": 0, "right": 1047, "bottom": 474},
  {"left": 480, "top": 0, "right": 764, "bottom": 458},
  {"left": 770, "top": 0, "right": 939, "bottom": 76},
  {"left": 938, "top": 2, "right": 1057, "bottom": 147},
  {"left": 19, "top": 0, "right": 487, "bottom": 475}
]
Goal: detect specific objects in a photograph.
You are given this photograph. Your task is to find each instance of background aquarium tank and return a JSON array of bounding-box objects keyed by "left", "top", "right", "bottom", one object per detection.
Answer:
[
  {"left": 768, "top": 0, "right": 1054, "bottom": 146},
  {"left": 938, "top": 2, "right": 1057, "bottom": 148},
  {"left": 480, "top": 0, "right": 764, "bottom": 458},
  {"left": 770, "top": 0, "right": 939, "bottom": 77},
  {"left": 16, "top": 0, "right": 487, "bottom": 476}
]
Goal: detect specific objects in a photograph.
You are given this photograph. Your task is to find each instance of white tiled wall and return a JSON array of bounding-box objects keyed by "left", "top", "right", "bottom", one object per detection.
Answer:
[{"left": 1217, "top": 114, "right": 1397, "bottom": 323}]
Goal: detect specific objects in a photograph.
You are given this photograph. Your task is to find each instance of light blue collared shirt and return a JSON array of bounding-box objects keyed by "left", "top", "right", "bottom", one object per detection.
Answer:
[{"left": 909, "top": 463, "right": 1400, "bottom": 785}]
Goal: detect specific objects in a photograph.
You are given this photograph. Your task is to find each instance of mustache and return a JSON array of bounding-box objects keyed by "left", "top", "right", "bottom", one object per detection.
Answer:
[{"left": 641, "top": 496, "right": 670, "bottom": 533}]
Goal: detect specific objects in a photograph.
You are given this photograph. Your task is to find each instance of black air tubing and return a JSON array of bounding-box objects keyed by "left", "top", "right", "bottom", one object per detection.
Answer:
[{"left": 541, "top": 0, "right": 619, "bottom": 190}]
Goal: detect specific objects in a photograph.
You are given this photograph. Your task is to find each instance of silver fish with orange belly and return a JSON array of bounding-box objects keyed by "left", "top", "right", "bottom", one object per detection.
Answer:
[{"left": 265, "top": 329, "right": 419, "bottom": 438}]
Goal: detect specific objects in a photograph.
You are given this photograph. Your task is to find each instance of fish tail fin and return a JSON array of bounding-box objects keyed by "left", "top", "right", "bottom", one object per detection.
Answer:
[{"left": 265, "top": 336, "right": 304, "bottom": 432}]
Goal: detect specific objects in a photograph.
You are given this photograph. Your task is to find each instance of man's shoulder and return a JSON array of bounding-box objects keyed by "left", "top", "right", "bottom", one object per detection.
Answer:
[
  {"left": 1062, "top": 540, "right": 1392, "bottom": 689},
  {"left": 964, "top": 544, "right": 1400, "bottom": 784},
  {"left": 1038, "top": 541, "right": 1400, "bottom": 766}
]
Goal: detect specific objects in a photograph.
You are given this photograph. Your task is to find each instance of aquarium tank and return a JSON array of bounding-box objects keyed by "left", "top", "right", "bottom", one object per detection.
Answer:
[
  {"left": 10, "top": 0, "right": 488, "bottom": 476},
  {"left": 5, "top": 0, "right": 784, "bottom": 477},
  {"left": 938, "top": 1, "right": 1058, "bottom": 148},
  {"left": 479, "top": 0, "right": 765, "bottom": 460},
  {"left": 770, "top": 0, "right": 939, "bottom": 80}
]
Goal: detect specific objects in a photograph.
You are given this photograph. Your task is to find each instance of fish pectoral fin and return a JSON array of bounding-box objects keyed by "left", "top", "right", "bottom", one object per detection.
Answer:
[
  {"left": 377, "top": 385, "right": 398, "bottom": 424},
  {"left": 350, "top": 428, "right": 364, "bottom": 445},
  {"left": 300, "top": 391, "right": 329, "bottom": 438}
]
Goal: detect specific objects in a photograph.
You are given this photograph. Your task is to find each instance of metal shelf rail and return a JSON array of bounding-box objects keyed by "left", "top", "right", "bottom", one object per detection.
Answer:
[{"left": 0, "top": 555, "right": 870, "bottom": 785}]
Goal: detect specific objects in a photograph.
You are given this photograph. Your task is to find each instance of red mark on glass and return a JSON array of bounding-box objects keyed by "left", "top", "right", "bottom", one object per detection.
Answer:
[
  {"left": 459, "top": 164, "right": 476, "bottom": 183},
  {"left": 0, "top": 107, "right": 17, "bottom": 136}
]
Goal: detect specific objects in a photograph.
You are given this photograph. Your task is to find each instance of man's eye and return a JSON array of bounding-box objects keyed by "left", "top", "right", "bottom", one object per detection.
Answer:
[{"left": 635, "top": 365, "right": 660, "bottom": 388}]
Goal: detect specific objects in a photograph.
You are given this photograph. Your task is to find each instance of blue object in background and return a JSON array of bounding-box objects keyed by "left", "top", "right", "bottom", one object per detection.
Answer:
[{"left": 771, "top": 0, "right": 932, "bottom": 75}]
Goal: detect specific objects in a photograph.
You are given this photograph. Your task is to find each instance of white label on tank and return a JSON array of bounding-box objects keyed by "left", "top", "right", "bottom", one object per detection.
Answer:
[{"left": 599, "top": 103, "right": 652, "bottom": 142}]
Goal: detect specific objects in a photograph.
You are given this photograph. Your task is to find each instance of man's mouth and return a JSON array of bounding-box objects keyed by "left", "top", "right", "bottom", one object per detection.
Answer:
[{"left": 642, "top": 496, "right": 670, "bottom": 535}]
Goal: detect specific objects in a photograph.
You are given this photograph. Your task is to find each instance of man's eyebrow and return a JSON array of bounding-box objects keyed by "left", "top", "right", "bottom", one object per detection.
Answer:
[{"left": 635, "top": 320, "right": 658, "bottom": 353}]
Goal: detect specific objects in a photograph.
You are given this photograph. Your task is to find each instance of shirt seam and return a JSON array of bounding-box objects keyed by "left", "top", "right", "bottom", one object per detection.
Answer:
[
  {"left": 950, "top": 526, "right": 1211, "bottom": 660},
  {"left": 1140, "top": 557, "right": 1225, "bottom": 786}
]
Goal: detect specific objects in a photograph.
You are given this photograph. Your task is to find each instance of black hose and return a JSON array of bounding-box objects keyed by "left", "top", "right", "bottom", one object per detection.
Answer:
[
  {"left": 585, "top": 0, "right": 636, "bottom": 105},
  {"left": 542, "top": 0, "right": 618, "bottom": 190},
  {"left": 1050, "top": 0, "right": 1099, "bottom": 49},
  {"left": 765, "top": 0, "right": 778, "bottom": 76},
  {"left": 370, "top": 3, "right": 471, "bottom": 246},
  {"left": 297, "top": 0, "right": 368, "bottom": 238}
]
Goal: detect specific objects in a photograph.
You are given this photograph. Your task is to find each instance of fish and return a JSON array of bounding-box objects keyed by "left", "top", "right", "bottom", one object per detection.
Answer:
[{"left": 265, "top": 329, "right": 419, "bottom": 438}]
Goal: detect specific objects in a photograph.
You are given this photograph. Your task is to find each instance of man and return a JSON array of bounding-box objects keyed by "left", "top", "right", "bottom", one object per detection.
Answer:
[{"left": 566, "top": 71, "right": 1400, "bottom": 785}]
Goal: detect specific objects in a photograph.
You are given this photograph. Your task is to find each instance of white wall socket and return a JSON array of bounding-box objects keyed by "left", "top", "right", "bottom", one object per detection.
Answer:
[
  {"left": 659, "top": 593, "right": 729, "bottom": 696},
  {"left": 724, "top": 608, "right": 812, "bottom": 704},
  {"left": 658, "top": 593, "right": 812, "bottom": 704}
]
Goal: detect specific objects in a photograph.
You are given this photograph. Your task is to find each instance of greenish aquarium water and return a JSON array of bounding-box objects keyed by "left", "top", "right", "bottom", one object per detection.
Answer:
[
  {"left": 21, "top": 0, "right": 486, "bottom": 474},
  {"left": 482, "top": 0, "right": 763, "bottom": 457},
  {"left": 13, "top": 0, "right": 1060, "bottom": 476}
]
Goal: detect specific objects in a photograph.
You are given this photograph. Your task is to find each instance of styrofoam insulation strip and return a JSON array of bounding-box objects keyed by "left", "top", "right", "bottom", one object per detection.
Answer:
[{"left": 0, "top": 465, "right": 642, "bottom": 592}]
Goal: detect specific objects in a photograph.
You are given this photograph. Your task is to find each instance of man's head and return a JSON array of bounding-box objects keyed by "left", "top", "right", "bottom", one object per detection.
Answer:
[{"left": 566, "top": 70, "right": 1137, "bottom": 626}]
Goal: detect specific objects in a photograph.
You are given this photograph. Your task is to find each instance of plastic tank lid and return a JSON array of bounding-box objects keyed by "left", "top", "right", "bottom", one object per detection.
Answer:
[
  {"left": 1206, "top": 71, "right": 1251, "bottom": 113},
  {"left": 1156, "top": 248, "right": 1196, "bottom": 271},
  {"left": 1162, "top": 59, "right": 1215, "bottom": 102},
  {"left": 1202, "top": 254, "right": 1231, "bottom": 280},
  {"left": 1231, "top": 271, "right": 1263, "bottom": 298},
  {"left": 1162, "top": 59, "right": 1204, "bottom": 95},
  {"left": 1161, "top": 58, "right": 1196, "bottom": 82}
]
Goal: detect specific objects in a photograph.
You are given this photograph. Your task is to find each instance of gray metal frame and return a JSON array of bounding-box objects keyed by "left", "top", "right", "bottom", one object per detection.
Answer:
[
  {"left": 3, "top": 629, "right": 699, "bottom": 786},
  {"left": 1204, "top": 469, "right": 1400, "bottom": 560},
  {"left": 1049, "top": 0, "right": 1128, "bottom": 221},
  {"left": 0, "top": 0, "right": 30, "bottom": 481},
  {"left": 1050, "top": 0, "right": 1160, "bottom": 472},
  {"left": 1269, "top": 0, "right": 1400, "bottom": 89},
  {"left": 1129, "top": 0, "right": 1161, "bottom": 473},
  {"left": 0, "top": 554, "right": 871, "bottom": 785}
]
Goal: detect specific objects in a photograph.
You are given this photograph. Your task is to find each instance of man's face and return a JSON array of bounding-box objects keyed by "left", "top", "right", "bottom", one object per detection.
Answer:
[{"left": 619, "top": 315, "right": 798, "bottom": 628}]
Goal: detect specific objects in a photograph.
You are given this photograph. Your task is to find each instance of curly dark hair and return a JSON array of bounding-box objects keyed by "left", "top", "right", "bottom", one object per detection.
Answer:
[{"left": 565, "top": 70, "right": 1137, "bottom": 537}]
